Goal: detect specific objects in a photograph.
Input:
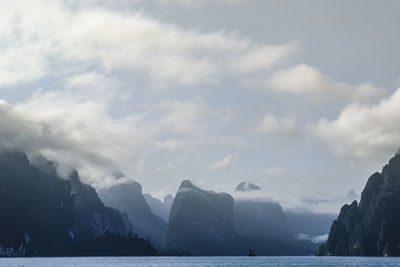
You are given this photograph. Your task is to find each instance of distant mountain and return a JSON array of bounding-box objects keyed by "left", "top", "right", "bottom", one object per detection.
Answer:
[
  {"left": 98, "top": 180, "right": 166, "bottom": 247},
  {"left": 0, "top": 150, "right": 156, "bottom": 256},
  {"left": 235, "top": 182, "right": 261, "bottom": 192},
  {"left": 163, "top": 180, "right": 318, "bottom": 256},
  {"left": 319, "top": 152, "right": 400, "bottom": 256},
  {"left": 234, "top": 200, "right": 292, "bottom": 240},
  {"left": 285, "top": 210, "right": 336, "bottom": 241},
  {"left": 144, "top": 193, "right": 174, "bottom": 222},
  {"left": 163, "top": 180, "right": 237, "bottom": 255}
]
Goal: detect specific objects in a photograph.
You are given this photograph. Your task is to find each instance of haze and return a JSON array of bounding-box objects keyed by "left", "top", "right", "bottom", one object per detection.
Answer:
[{"left": 1, "top": 0, "right": 399, "bottom": 213}]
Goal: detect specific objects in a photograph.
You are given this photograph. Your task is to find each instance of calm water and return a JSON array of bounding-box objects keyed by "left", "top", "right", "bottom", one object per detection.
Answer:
[{"left": 0, "top": 256, "right": 400, "bottom": 267}]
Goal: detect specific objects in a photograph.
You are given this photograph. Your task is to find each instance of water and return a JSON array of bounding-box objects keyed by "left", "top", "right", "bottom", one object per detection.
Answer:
[{"left": 0, "top": 256, "right": 400, "bottom": 267}]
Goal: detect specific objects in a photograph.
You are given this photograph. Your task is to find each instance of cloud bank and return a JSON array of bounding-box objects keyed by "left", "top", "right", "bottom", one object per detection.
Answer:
[{"left": 317, "top": 88, "right": 400, "bottom": 159}]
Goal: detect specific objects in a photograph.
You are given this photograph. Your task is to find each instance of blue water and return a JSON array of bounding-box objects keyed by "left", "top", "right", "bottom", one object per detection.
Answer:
[{"left": 0, "top": 256, "right": 400, "bottom": 266}]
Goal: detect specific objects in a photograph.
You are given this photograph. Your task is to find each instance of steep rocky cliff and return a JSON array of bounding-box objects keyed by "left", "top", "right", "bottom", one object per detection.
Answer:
[
  {"left": 0, "top": 150, "right": 155, "bottom": 256},
  {"left": 319, "top": 152, "right": 400, "bottom": 256},
  {"left": 163, "top": 180, "right": 237, "bottom": 255}
]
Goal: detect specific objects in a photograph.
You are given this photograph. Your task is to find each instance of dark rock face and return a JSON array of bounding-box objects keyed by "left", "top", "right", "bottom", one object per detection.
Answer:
[
  {"left": 163, "top": 180, "right": 317, "bottom": 256},
  {"left": 144, "top": 193, "right": 174, "bottom": 223},
  {"left": 235, "top": 182, "right": 261, "bottom": 192},
  {"left": 163, "top": 180, "right": 237, "bottom": 255},
  {"left": 234, "top": 200, "right": 291, "bottom": 240},
  {"left": 320, "top": 152, "right": 400, "bottom": 256},
  {"left": 98, "top": 181, "right": 166, "bottom": 247},
  {"left": 0, "top": 150, "right": 155, "bottom": 256},
  {"left": 69, "top": 171, "right": 132, "bottom": 239}
]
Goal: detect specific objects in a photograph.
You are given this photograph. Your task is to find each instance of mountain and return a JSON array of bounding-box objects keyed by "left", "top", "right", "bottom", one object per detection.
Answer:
[
  {"left": 163, "top": 180, "right": 318, "bottom": 256},
  {"left": 0, "top": 150, "right": 156, "bottom": 256},
  {"left": 144, "top": 193, "right": 174, "bottom": 222},
  {"left": 319, "top": 152, "right": 400, "bottom": 256},
  {"left": 235, "top": 182, "right": 261, "bottom": 192},
  {"left": 98, "top": 180, "right": 167, "bottom": 247},
  {"left": 163, "top": 180, "right": 237, "bottom": 255},
  {"left": 234, "top": 200, "right": 292, "bottom": 240},
  {"left": 285, "top": 210, "right": 336, "bottom": 241}
]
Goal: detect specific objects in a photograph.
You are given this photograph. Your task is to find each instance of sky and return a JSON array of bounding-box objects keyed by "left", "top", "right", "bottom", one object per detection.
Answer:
[{"left": 0, "top": 0, "right": 400, "bottom": 213}]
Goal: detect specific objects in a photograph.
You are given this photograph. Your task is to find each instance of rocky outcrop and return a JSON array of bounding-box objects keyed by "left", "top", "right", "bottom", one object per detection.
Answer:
[
  {"left": 163, "top": 180, "right": 237, "bottom": 255},
  {"left": 69, "top": 171, "right": 132, "bottom": 239},
  {"left": 319, "top": 152, "right": 400, "bottom": 256}
]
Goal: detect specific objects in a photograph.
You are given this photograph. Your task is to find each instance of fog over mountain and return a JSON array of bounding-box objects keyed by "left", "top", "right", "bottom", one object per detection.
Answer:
[
  {"left": 163, "top": 180, "right": 321, "bottom": 255},
  {"left": 0, "top": 0, "right": 398, "bottom": 259},
  {"left": 0, "top": 151, "right": 328, "bottom": 256},
  {"left": 0, "top": 150, "right": 156, "bottom": 256},
  {"left": 232, "top": 182, "right": 291, "bottom": 240},
  {"left": 285, "top": 210, "right": 337, "bottom": 242},
  {"left": 0, "top": 0, "right": 397, "bottom": 215}
]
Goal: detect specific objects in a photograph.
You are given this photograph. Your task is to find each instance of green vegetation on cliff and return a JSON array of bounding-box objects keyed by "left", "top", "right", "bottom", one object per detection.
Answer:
[{"left": 319, "top": 152, "right": 400, "bottom": 256}]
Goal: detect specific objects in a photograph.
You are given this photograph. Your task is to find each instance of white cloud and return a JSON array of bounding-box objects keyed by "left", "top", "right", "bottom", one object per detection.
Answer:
[
  {"left": 0, "top": 82, "right": 240, "bottom": 189},
  {"left": 209, "top": 154, "right": 235, "bottom": 171},
  {"left": 0, "top": 0, "right": 300, "bottom": 192},
  {"left": 4, "top": 93, "right": 144, "bottom": 188},
  {"left": 316, "top": 88, "right": 400, "bottom": 159},
  {"left": 0, "top": 0, "right": 298, "bottom": 88},
  {"left": 262, "top": 64, "right": 384, "bottom": 101},
  {"left": 255, "top": 114, "right": 297, "bottom": 135}
]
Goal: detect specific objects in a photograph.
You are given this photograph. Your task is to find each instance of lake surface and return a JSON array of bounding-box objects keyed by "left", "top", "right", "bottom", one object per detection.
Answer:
[{"left": 0, "top": 256, "right": 400, "bottom": 266}]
